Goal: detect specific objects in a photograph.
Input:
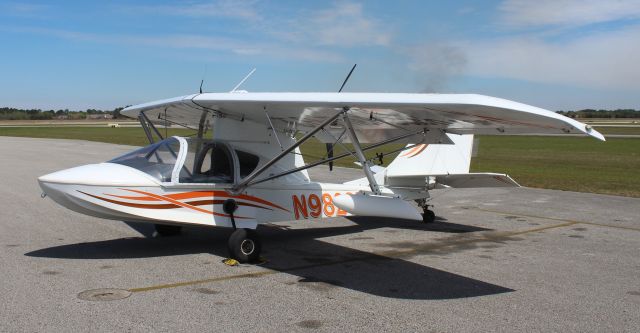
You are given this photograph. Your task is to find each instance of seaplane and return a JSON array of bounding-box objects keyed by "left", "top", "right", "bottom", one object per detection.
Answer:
[{"left": 38, "top": 70, "right": 605, "bottom": 263}]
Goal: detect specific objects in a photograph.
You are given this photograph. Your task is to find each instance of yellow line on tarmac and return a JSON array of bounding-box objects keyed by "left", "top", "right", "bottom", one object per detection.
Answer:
[
  {"left": 578, "top": 221, "right": 640, "bottom": 232},
  {"left": 370, "top": 221, "right": 578, "bottom": 259},
  {"left": 128, "top": 255, "right": 377, "bottom": 293},
  {"left": 129, "top": 271, "right": 275, "bottom": 293},
  {"left": 127, "top": 221, "right": 577, "bottom": 294},
  {"left": 469, "top": 207, "right": 640, "bottom": 232},
  {"left": 129, "top": 208, "right": 637, "bottom": 293},
  {"left": 508, "top": 221, "right": 578, "bottom": 236}
]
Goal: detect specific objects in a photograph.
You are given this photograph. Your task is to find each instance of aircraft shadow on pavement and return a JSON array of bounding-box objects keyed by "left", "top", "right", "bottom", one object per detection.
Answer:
[{"left": 25, "top": 218, "right": 511, "bottom": 300}]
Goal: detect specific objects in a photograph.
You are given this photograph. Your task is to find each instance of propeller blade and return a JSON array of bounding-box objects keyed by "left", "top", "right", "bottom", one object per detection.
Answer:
[{"left": 326, "top": 143, "right": 334, "bottom": 171}]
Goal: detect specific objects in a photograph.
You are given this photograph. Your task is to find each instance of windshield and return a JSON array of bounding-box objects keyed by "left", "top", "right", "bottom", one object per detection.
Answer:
[{"left": 109, "top": 138, "right": 180, "bottom": 182}]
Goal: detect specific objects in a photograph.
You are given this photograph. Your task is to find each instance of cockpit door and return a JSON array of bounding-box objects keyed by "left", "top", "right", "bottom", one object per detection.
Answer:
[
  {"left": 169, "top": 137, "right": 261, "bottom": 188},
  {"left": 178, "top": 141, "right": 235, "bottom": 185}
]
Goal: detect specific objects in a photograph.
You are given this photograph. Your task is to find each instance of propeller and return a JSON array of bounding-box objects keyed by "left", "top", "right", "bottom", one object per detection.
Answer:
[{"left": 326, "top": 143, "right": 334, "bottom": 171}]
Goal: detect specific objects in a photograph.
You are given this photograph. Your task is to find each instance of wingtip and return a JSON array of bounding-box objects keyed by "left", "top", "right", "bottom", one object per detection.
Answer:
[
  {"left": 592, "top": 131, "right": 606, "bottom": 141},
  {"left": 585, "top": 125, "right": 606, "bottom": 141}
]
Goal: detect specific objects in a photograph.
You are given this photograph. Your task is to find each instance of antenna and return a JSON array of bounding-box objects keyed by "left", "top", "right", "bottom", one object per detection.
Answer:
[
  {"left": 338, "top": 64, "right": 357, "bottom": 93},
  {"left": 199, "top": 65, "right": 207, "bottom": 94},
  {"left": 231, "top": 68, "right": 256, "bottom": 92}
]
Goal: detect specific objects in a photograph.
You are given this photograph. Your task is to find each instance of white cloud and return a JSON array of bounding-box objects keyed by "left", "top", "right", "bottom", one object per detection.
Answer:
[
  {"left": 500, "top": 0, "right": 640, "bottom": 28},
  {"left": 118, "top": 1, "right": 391, "bottom": 49},
  {"left": 301, "top": 2, "right": 391, "bottom": 46},
  {"left": 2, "top": 26, "right": 342, "bottom": 62},
  {"left": 405, "top": 2, "right": 640, "bottom": 93},
  {"left": 460, "top": 24, "right": 640, "bottom": 91},
  {"left": 138, "top": 34, "right": 343, "bottom": 62},
  {"left": 134, "top": 0, "right": 259, "bottom": 20},
  {"left": 152, "top": 1, "right": 392, "bottom": 47}
]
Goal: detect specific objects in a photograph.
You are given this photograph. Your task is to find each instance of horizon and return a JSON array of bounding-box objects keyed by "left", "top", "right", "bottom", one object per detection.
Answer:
[{"left": 1, "top": 1, "right": 639, "bottom": 111}]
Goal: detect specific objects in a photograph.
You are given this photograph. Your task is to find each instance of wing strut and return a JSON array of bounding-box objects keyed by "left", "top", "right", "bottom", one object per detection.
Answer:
[
  {"left": 232, "top": 109, "right": 345, "bottom": 194},
  {"left": 243, "top": 129, "right": 426, "bottom": 187},
  {"left": 264, "top": 108, "right": 284, "bottom": 151},
  {"left": 138, "top": 111, "right": 164, "bottom": 144},
  {"left": 193, "top": 110, "right": 210, "bottom": 163},
  {"left": 342, "top": 111, "right": 381, "bottom": 195}
]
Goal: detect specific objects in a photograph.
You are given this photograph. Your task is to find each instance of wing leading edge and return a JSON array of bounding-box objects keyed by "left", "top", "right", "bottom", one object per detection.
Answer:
[{"left": 121, "top": 92, "right": 605, "bottom": 143}]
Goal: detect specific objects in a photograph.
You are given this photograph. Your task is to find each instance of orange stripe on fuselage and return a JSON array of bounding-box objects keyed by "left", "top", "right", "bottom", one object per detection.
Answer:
[
  {"left": 80, "top": 192, "right": 274, "bottom": 212},
  {"left": 122, "top": 189, "right": 251, "bottom": 219},
  {"left": 80, "top": 191, "right": 179, "bottom": 209},
  {"left": 109, "top": 190, "right": 289, "bottom": 212}
]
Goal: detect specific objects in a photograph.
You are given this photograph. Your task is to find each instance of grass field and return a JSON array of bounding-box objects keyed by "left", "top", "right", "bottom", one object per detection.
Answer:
[
  {"left": 593, "top": 126, "right": 640, "bottom": 135},
  {"left": 0, "top": 126, "right": 195, "bottom": 146},
  {"left": 472, "top": 136, "right": 639, "bottom": 197},
  {"left": 0, "top": 126, "right": 403, "bottom": 168},
  {"left": 1, "top": 126, "right": 638, "bottom": 197}
]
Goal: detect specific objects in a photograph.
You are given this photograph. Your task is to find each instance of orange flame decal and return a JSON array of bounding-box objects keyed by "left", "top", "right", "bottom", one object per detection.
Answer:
[{"left": 400, "top": 144, "right": 428, "bottom": 158}]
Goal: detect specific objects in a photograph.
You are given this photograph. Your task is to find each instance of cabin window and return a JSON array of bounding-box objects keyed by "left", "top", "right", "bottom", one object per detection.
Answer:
[
  {"left": 235, "top": 150, "right": 260, "bottom": 179},
  {"left": 180, "top": 142, "right": 234, "bottom": 183},
  {"left": 108, "top": 138, "right": 180, "bottom": 182}
]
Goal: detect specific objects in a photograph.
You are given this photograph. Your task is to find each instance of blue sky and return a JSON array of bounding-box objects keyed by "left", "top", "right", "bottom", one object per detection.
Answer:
[{"left": 1, "top": 0, "right": 639, "bottom": 110}]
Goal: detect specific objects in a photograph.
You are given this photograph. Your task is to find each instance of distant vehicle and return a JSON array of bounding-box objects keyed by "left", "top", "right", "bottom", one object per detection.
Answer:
[
  {"left": 107, "top": 123, "right": 120, "bottom": 128},
  {"left": 39, "top": 91, "right": 604, "bottom": 262}
]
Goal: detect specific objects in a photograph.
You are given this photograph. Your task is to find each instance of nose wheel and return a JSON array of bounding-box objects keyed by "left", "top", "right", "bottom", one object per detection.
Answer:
[
  {"left": 223, "top": 198, "right": 261, "bottom": 263},
  {"left": 228, "top": 228, "right": 261, "bottom": 263}
]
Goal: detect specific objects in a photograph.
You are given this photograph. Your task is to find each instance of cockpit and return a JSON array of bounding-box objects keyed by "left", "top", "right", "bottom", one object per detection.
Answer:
[{"left": 109, "top": 137, "right": 260, "bottom": 185}]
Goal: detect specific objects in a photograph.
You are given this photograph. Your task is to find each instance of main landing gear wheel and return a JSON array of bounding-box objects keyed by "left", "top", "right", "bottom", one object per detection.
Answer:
[
  {"left": 154, "top": 224, "right": 182, "bottom": 236},
  {"left": 228, "top": 228, "right": 261, "bottom": 263},
  {"left": 422, "top": 210, "right": 436, "bottom": 224}
]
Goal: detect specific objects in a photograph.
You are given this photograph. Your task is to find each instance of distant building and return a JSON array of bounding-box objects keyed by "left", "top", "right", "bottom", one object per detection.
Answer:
[
  {"left": 87, "top": 114, "right": 113, "bottom": 120},
  {"left": 56, "top": 115, "right": 69, "bottom": 120}
]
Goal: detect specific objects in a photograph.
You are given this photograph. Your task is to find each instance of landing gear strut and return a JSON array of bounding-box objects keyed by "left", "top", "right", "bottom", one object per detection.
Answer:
[
  {"left": 416, "top": 199, "right": 436, "bottom": 224},
  {"left": 223, "top": 199, "right": 262, "bottom": 263}
]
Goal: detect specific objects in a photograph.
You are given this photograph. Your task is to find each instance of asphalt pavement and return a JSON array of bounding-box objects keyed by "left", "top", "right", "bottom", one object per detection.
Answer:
[{"left": 1, "top": 136, "right": 639, "bottom": 332}]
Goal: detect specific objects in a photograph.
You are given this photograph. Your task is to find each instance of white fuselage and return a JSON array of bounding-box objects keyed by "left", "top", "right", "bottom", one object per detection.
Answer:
[{"left": 38, "top": 163, "right": 415, "bottom": 230}]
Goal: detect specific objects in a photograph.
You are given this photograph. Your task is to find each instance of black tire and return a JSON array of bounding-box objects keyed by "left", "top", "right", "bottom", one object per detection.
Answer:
[
  {"left": 228, "top": 228, "right": 261, "bottom": 263},
  {"left": 422, "top": 210, "right": 436, "bottom": 224},
  {"left": 154, "top": 224, "right": 182, "bottom": 236}
]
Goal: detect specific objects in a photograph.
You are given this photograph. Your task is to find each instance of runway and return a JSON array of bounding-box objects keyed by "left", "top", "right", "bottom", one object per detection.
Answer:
[{"left": 1, "top": 136, "right": 639, "bottom": 332}]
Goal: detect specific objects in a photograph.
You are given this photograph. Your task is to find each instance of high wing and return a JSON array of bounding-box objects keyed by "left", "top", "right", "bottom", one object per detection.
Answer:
[{"left": 121, "top": 92, "right": 605, "bottom": 143}]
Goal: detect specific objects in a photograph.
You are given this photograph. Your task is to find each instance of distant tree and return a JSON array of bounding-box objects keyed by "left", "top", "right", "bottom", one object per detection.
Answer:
[
  {"left": 556, "top": 109, "right": 640, "bottom": 118},
  {"left": 112, "top": 107, "right": 124, "bottom": 119}
]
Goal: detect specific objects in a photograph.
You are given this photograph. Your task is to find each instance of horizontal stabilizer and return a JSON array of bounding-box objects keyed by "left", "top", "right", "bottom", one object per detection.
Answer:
[
  {"left": 353, "top": 162, "right": 385, "bottom": 174},
  {"left": 386, "top": 173, "right": 519, "bottom": 189}
]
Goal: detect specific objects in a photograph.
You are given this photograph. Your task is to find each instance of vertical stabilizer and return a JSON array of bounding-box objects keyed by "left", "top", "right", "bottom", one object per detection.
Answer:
[{"left": 385, "top": 134, "right": 474, "bottom": 177}]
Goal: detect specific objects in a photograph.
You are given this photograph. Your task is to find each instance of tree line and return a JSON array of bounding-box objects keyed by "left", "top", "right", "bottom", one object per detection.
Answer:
[
  {"left": 556, "top": 109, "right": 640, "bottom": 118},
  {"left": 0, "top": 107, "right": 125, "bottom": 120},
  {"left": 1, "top": 106, "right": 639, "bottom": 121}
]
